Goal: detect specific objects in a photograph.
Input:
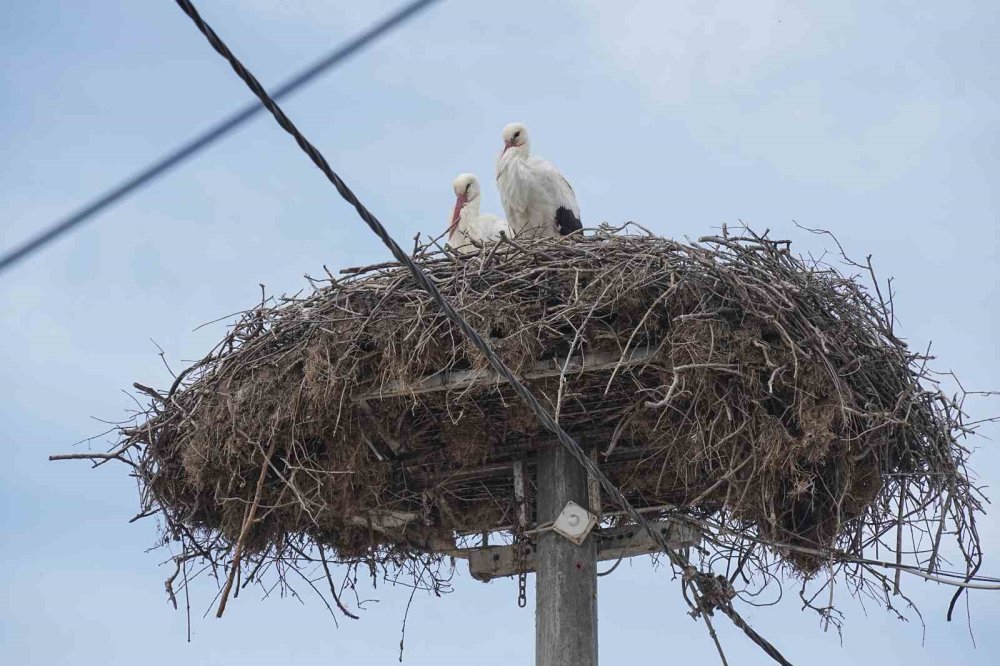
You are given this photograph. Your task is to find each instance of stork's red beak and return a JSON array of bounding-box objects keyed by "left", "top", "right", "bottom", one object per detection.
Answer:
[
  {"left": 448, "top": 194, "right": 467, "bottom": 237},
  {"left": 502, "top": 139, "right": 514, "bottom": 155}
]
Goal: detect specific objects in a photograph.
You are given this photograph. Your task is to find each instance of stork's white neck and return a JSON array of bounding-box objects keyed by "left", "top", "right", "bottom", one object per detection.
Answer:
[
  {"left": 505, "top": 143, "right": 530, "bottom": 161},
  {"left": 461, "top": 195, "right": 481, "bottom": 221},
  {"left": 497, "top": 145, "right": 531, "bottom": 184},
  {"left": 450, "top": 196, "right": 481, "bottom": 242}
]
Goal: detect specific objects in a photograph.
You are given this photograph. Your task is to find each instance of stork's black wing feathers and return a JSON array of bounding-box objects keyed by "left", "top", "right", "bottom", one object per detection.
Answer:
[{"left": 555, "top": 207, "right": 582, "bottom": 236}]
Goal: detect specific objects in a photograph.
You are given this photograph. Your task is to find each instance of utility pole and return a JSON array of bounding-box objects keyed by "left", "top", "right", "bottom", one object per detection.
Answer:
[{"left": 535, "top": 446, "right": 598, "bottom": 666}]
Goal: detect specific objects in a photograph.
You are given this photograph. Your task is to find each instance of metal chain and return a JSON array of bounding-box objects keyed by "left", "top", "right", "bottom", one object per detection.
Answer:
[
  {"left": 515, "top": 536, "right": 528, "bottom": 608},
  {"left": 517, "top": 568, "right": 528, "bottom": 608}
]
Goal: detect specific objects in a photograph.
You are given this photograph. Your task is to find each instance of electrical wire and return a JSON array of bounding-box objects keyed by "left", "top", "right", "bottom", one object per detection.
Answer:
[
  {"left": 171, "top": 0, "right": 677, "bottom": 577},
  {"left": 171, "top": 1, "right": 793, "bottom": 662},
  {"left": 0, "top": 0, "right": 441, "bottom": 275}
]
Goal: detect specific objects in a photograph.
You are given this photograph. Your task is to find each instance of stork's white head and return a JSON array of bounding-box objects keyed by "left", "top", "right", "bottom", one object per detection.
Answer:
[
  {"left": 449, "top": 173, "right": 481, "bottom": 236},
  {"left": 501, "top": 122, "right": 530, "bottom": 157}
]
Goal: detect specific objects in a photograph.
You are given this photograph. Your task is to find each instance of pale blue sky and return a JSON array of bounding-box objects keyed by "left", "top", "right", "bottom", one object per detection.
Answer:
[{"left": 1, "top": 1, "right": 998, "bottom": 664}]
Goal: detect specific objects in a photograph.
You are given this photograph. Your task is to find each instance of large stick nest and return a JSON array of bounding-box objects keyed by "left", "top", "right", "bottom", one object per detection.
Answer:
[{"left": 110, "top": 224, "right": 983, "bottom": 620}]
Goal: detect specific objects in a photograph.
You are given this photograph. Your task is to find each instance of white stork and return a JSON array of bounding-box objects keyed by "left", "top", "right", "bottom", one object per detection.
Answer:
[
  {"left": 496, "top": 122, "right": 582, "bottom": 239},
  {"left": 447, "top": 173, "right": 510, "bottom": 253}
]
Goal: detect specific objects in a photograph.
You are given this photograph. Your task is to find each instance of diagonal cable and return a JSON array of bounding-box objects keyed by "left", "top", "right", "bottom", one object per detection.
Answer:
[
  {"left": 170, "top": 1, "right": 793, "bottom": 663},
  {"left": 0, "top": 0, "right": 441, "bottom": 275}
]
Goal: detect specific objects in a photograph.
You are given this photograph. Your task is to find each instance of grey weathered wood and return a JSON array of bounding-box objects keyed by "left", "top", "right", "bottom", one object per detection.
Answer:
[
  {"left": 513, "top": 460, "right": 528, "bottom": 531},
  {"left": 535, "top": 446, "right": 598, "bottom": 666},
  {"left": 357, "top": 345, "right": 653, "bottom": 400},
  {"left": 467, "top": 520, "right": 700, "bottom": 581}
]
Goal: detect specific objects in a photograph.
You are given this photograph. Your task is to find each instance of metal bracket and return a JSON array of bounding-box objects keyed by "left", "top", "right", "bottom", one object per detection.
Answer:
[{"left": 468, "top": 519, "right": 700, "bottom": 582}]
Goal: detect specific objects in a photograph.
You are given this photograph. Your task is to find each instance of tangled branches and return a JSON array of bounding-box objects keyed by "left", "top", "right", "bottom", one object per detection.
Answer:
[{"left": 60, "top": 224, "right": 988, "bottom": 650}]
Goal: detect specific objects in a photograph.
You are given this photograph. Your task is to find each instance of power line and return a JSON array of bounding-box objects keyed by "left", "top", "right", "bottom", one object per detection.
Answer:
[
  {"left": 0, "top": 0, "right": 441, "bottom": 275},
  {"left": 169, "top": 1, "right": 792, "bottom": 663}
]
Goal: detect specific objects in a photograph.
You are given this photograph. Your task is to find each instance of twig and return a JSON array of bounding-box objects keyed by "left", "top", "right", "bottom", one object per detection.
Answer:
[{"left": 215, "top": 436, "right": 279, "bottom": 618}]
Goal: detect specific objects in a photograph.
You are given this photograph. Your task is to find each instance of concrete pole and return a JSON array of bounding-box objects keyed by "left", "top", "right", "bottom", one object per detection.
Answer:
[{"left": 535, "top": 446, "right": 598, "bottom": 666}]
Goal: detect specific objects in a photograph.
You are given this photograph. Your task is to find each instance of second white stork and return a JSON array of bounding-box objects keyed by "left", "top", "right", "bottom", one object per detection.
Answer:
[
  {"left": 447, "top": 173, "right": 510, "bottom": 253},
  {"left": 496, "top": 122, "right": 582, "bottom": 239}
]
